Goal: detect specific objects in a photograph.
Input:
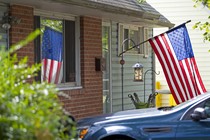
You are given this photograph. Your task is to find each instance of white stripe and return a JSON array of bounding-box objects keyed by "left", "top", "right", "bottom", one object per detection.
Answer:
[
  {"left": 58, "top": 62, "right": 63, "bottom": 84},
  {"left": 160, "top": 34, "right": 187, "bottom": 101},
  {"left": 181, "top": 59, "right": 196, "bottom": 98},
  {"left": 187, "top": 58, "right": 197, "bottom": 96},
  {"left": 41, "top": 60, "right": 44, "bottom": 82},
  {"left": 152, "top": 37, "right": 182, "bottom": 103},
  {"left": 41, "top": 59, "right": 63, "bottom": 84},
  {"left": 195, "top": 73, "right": 204, "bottom": 94},
  {"left": 46, "top": 59, "right": 52, "bottom": 83},
  {"left": 51, "top": 61, "right": 59, "bottom": 84},
  {"left": 164, "top": 34, "right": 189, "bottom": 101},
  {"left": 191, "top": 60, "right": 204, "bottom": 94}
]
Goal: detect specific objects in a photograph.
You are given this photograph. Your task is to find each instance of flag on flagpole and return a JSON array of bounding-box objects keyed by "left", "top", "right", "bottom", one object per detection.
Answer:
[
  {"left": 149, "top": 24, "right": 207, "bottom": 104},
  {"left": 41, "top": 26, "right": 63, "bottom": 84}
]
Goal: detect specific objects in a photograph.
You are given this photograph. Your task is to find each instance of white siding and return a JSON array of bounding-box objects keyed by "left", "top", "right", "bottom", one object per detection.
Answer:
[
  {"left": 110, "top": 22, "right": 154, "bottom": 112},
  {"left": 147, "top": 0, "right": 210, "bottom": 91}
]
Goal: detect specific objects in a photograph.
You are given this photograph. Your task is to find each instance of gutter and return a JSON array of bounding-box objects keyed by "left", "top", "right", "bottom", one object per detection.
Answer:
[
  {"left": 54, "top": 0, "right": 174, "bottom": 27},
  {"left": 3, "top": 0, "right": 174, "bottom": 27}
]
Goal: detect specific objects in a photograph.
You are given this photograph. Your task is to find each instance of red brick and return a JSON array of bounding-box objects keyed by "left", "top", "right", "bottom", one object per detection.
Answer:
[
  {"left": 10, "top": 5, "right": 34, "bottom": 65},
  {"left": 10, "top": 5, "right": 103, "bottom": 120}
]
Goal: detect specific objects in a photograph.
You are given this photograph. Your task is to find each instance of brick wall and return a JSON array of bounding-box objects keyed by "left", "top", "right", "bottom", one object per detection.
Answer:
[
  {"left": 61, "top": 17, "right": 103, "bottom": 120},
  {"left": 10, "top": 5, "right": 34, "bottom": 66},
  {"left": 10, "top": 5, "right": 103, "bottom": 120}
]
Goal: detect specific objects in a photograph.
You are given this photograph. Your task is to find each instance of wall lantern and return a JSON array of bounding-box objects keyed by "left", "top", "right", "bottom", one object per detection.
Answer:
[{"left": 132, "top": 62, "right": 143, "bottom": 81}]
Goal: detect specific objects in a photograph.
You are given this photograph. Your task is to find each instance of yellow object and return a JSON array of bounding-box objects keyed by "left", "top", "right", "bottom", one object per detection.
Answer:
[
  {"left": 155, "top": 92, "right": 176, "bottom": 108},
  {"left": 155, "top": 82, "right": 176, "bottom": 108},
  {"left": 156, "top": 81, "right": 161, "bottom": 90},
  {"left": 79, "top": 128, "right": 89, "bottom": 139}
]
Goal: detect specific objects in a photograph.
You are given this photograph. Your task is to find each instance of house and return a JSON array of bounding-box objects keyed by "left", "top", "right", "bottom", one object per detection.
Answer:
[
  {"left": 147, "top": 0, "right": 210, "bottom": 92},
  {"left": 0, "top": 0, "right": 173, "bottom": 120}
]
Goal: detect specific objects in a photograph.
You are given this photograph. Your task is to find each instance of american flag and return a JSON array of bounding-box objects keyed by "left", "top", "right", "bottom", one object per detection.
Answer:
[
  {"left": 149, "top": 24, "right": 207, "bottom": 104},
  {"left": 41, "top": 27, "right": 63, "bottom": 84}
]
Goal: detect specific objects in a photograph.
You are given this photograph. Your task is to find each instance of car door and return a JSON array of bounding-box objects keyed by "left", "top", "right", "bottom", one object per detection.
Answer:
[
  {"left": 175, "top": 99, "right": 210, "bottom": 140},
  {"left": 141, "top": 124, "right": 177, "bottom": 140}
]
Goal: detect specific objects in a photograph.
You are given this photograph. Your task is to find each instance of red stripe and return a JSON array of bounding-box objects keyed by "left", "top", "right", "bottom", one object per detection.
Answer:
[
  {"left": 161, "top": 34, "right": 187, "bottom": 102},
  {"left": 186, "top": 58, "right": 200, "bottom": 96},
  {"left": 48, "top": 60, "right": 54, "bottom": 83},
  {"left": 155, "top": 37, "right": 183, "bottom": 103},
  {"left": 181, "top": 60, "right": 196, "bottom": 98},
  {"left": 149, "top": 32, "right": 206, "bottom": 104},
  {"left": 178, "top": 61, "right": 192, "bottom": 99},
  {"left": 43, "top": 59, "right": 47, "bottom": 81},
  {"left": 154, "top": 35, "right": 186, "bottom": 103},
  {"left": 149, "top": 38, "right": 180, "bottom": 104},
  {"left": 191, "top": 58, "right": 207, "bottom": 93},
  {"left": 149, "top": 34, "right": 208, "bottom": 104}
]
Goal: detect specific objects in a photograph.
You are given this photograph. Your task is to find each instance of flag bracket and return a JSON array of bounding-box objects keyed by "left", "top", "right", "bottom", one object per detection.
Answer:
[
  {"left": 119, "top": 20, "right": 195, "bottom": 109},
  {"left": 118, "top": 20, "right": 191, "bottom": 57}
]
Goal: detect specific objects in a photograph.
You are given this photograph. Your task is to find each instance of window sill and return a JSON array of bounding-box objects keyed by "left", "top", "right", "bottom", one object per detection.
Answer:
[
  {"left": 122, "top": 53, "right": 144, "bottom": 56},
  {"left": 56, "top": 83, "right": 82, "bottom": 91}
]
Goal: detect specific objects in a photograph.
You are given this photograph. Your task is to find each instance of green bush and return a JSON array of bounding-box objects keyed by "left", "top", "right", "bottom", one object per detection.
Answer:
[{"left": 0, "top": 29, "right": 77, "bottom": 140}]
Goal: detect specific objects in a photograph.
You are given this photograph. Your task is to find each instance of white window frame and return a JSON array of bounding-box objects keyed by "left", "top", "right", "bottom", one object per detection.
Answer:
[
  {"left": 34, "top": 9, "right": 81, "bottom": 90},
  {"left": 143, "top": 27, "right": 150, "bottom": 58},
  {"left": 118, "top": 23, "right": 149, "bottom": 57}
]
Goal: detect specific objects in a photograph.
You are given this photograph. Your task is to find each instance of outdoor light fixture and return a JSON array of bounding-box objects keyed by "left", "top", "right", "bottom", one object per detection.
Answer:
[
  {"left": 2, "top": 22, "right": 11, "bottom": 30},
  {"left": 133, "top": 62, "right": 143, "bottom": 81},
  {"left": 1, "top": 12, "right": 21, "bottom": 30}
]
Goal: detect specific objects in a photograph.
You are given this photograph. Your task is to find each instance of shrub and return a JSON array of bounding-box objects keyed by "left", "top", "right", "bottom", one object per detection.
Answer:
[{"left": 0, "top": 29, "right": 77, "bottom": 140}]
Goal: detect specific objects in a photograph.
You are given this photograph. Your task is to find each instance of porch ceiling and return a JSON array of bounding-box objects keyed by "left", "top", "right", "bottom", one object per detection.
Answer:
[{"left": 1, "top": 0, "right": 174, "bottom": 28}]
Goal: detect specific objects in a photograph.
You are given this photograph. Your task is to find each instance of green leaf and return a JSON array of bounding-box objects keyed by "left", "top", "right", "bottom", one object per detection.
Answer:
[{"left": 0, "top": 29, "right": 77, "bottom": 139}]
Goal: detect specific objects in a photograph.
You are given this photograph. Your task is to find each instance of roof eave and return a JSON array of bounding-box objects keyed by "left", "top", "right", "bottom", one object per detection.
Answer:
[{"left": 56, "top": 0, "right": 174, "bottom": 27}]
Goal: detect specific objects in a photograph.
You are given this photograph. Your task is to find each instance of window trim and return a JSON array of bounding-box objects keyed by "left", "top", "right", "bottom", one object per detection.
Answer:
[
  {"left": 118, "top": 23, "right": 149, "bottom": 57},
  {"left": 34, "top": 9, "right": 76, "bottom": 21},
  {"left": 143, "top": 27, "right": 149, "bottom": 58},
  {"left": 102, "top": 21, "right": 113, "bottom": 113},
  {"left": 34, "top": 9, "right": 81, "bottom": 89}
]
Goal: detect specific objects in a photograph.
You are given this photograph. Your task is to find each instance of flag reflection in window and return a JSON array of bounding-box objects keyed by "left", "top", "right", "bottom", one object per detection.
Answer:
[
  {"left": 35, "top": 16, "right": 76, "bottom": 84},
  {"left": 41, "top": 26, "right": 63, "bottom": 84}
]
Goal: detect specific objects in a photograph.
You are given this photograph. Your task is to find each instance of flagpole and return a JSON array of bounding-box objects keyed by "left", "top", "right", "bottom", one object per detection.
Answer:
[{"left": 118, "top": 20, "right": 191, "bottom": 56}]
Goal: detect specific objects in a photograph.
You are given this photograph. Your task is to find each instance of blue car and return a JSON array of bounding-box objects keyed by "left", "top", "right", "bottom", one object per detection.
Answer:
[{"left": 77, "top": 92, "right": 210, "bottom": 140}]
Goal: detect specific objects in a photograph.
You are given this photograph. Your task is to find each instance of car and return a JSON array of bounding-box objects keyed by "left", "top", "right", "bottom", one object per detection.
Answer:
[{"left": 77, "top": 92, "right": 210, "bottom": 140}]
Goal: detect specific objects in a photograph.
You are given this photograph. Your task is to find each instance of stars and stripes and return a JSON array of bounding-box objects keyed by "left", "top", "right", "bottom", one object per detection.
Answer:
[
  {"left": 149, "top": 24, "right": 206, "bottom": 104},
  {"left": 41, "top": 26, "right": 63, "bottom": 84}
]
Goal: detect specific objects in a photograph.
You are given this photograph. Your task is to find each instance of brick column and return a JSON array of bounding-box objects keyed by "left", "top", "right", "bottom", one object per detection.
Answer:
[
  {"left": 60, "top": 16, "right": 103, "bottom": 119},
  {"left": 10, "top": 5, "right": 34, "bottom": 65},
  {"left": 80, "top": 16, "right": 103, "bottom": 88}
]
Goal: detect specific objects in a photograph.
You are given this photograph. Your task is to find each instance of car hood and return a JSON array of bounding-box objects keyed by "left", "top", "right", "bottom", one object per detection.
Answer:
[{"left": 77, "top": 108, "right": 164, "bottom": 126}]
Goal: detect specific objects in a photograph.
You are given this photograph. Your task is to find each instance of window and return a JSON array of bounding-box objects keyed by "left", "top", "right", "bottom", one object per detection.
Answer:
[
  {"left": 118, "top": 24, "right": 149, "bottom": 57},
  {"left": 204, "top": 100, "right": 210, "bottom": 118},
  {"left": 34, "top": 13, "right": 80, "bottom": 88}
]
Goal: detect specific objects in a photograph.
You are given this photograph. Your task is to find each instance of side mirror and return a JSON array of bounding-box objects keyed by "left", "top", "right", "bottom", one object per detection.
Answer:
[{"left": 191, "top": 107, "right": 207, "bottom": 121}]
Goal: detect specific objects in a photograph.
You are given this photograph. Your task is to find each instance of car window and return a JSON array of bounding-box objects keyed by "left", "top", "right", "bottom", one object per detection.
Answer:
[
  {"left": 204, "top": 99, "right": 210, "bottom": 117},
  {"left": 181, "top": 99, "right": 210, "bottom": 120}
]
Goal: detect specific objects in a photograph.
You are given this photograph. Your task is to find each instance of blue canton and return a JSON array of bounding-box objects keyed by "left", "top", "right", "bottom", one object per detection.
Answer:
[
  {"left": 167, "top": 25, "right": 194, "bottom": 61},
  {"left": 42, "top": 27, "right": 63, "bottom": 62}
]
